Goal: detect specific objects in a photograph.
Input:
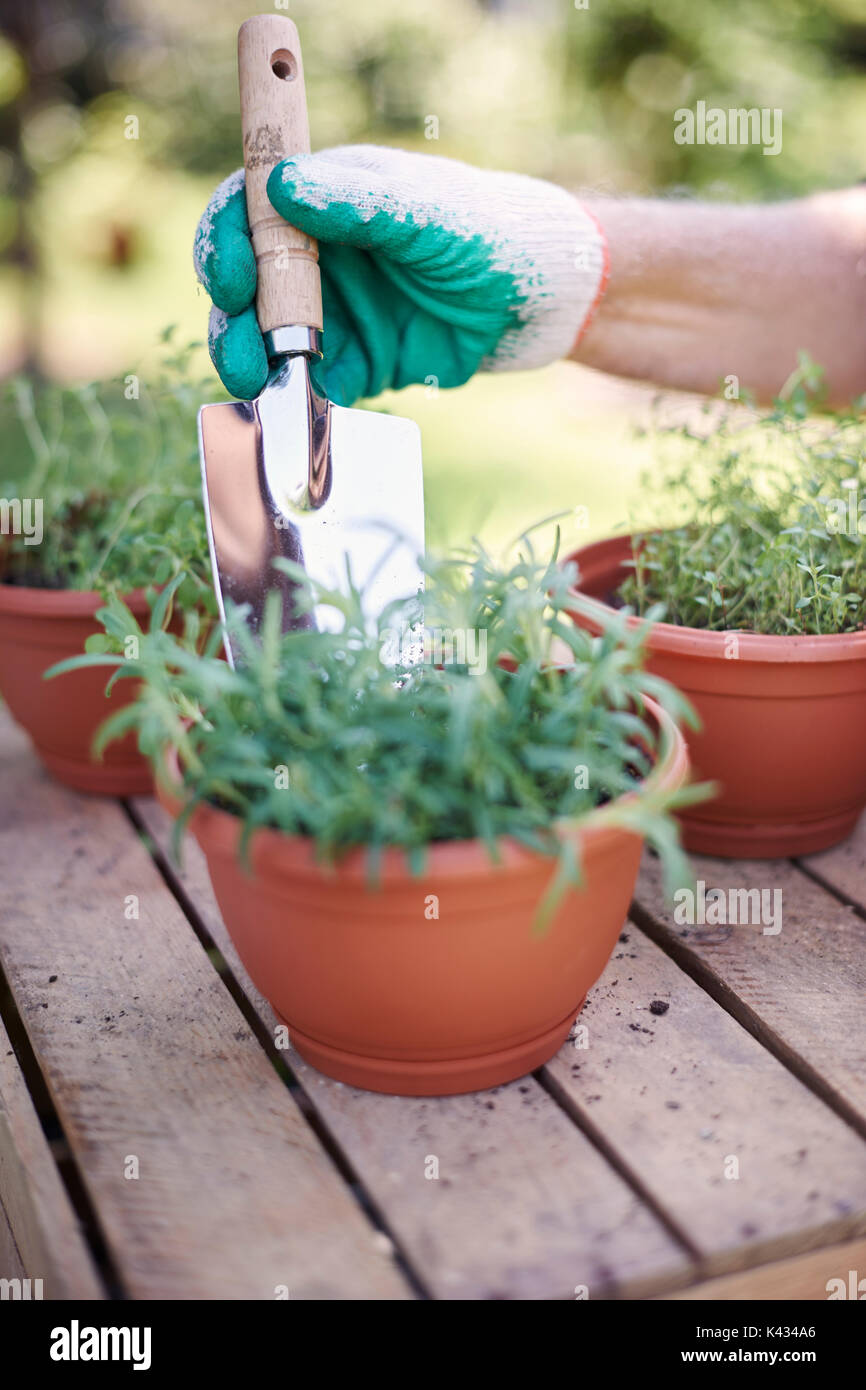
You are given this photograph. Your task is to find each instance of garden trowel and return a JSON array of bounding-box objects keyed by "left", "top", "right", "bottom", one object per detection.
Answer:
[{"left": 198, "top": 14, "right": 424, "bottom": 666}]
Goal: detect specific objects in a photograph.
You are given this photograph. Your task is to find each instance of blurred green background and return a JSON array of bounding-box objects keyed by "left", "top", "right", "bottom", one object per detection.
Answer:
[{"left": 2, "top": 0, "right": 865, "bottom": 550}]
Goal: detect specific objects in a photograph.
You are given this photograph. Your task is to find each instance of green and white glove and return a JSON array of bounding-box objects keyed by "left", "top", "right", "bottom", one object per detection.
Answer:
[{"left": 194, "top": 145, "right": 608, "bottom": 406}]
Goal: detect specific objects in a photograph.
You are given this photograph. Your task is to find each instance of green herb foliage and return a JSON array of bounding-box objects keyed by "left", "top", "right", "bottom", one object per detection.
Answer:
[
  {"left": 50, "top": 530, "right": 703, "bottom": 912},
  {"left": 0, "top": 334, "right": 216, "bottom": 616},
  {"left": 618, "top": 363, "right": 866, "bottom": 636}
]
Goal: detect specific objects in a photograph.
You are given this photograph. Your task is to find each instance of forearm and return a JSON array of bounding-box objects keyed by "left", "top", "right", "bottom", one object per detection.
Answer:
[{"left": 574, "top": 189, "right": 866, "bottom": 406}]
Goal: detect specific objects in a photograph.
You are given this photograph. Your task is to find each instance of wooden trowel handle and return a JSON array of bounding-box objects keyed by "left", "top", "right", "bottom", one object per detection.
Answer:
[{"left": 238, "top": 14, "right": 323, "bottom": 335}]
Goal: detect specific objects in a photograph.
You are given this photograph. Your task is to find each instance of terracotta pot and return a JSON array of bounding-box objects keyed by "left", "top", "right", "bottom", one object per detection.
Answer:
[
  {"left": 566, "top": 533, "right": 866, "bottom": 858},
  {"left": 0, "top": 584, "right": 152, "bottom": 795},
  {"left": 159, "top": 699, "right": 688, "bottom": 1095}
]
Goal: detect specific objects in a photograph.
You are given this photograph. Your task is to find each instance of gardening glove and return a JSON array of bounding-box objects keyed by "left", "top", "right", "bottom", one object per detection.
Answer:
[{"left": 193, "top": 145, "right": 608, "bottom": 406}]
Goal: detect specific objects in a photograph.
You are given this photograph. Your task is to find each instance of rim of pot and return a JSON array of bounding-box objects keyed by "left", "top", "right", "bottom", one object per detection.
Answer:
[{"left": 0, "top": 583, "right": 153, "bottom": 616}]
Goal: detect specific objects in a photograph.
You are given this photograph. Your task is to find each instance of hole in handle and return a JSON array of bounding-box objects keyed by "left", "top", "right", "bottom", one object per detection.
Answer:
[{"left": 271, "top": 49, "right": 297, "bottom": 81}]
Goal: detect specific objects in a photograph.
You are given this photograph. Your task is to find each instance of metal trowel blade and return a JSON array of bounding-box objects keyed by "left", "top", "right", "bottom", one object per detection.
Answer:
[{"left": 198, "top": 356, "right": 425, "bottom": 668}]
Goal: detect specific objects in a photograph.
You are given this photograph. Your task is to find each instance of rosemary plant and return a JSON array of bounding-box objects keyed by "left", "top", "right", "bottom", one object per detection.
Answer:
[{"left": 50, "top": 531, "right": 702, "bottom": 916}]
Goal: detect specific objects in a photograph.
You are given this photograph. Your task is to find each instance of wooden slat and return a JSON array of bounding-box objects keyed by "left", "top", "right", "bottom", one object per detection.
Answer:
[
  {"left": 543, "top": 924, "right": 866, "bottom": 1276},
  {"left": 666, "top": 1235, "right": 866, "bottom": 1301},
  {"left": 133, "top": 797, "right": 692, "bottom": 1300},
  {"left": 0, "top": 1013, "right": 103, "bottom": 1298},
  {"left": 0, "top": 713, "right": 410, "bottom": 1300},
  {"left": 801, "top": 811, "right": 866, "bottom": 911},
  {"left": 634, "top": 852, "right": 866, "bottom": 1134}
]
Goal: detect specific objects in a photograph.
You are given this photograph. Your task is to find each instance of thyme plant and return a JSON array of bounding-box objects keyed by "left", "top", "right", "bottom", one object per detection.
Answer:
[{"left": 618, "top": 363, "right": 866, "bottom": 636}]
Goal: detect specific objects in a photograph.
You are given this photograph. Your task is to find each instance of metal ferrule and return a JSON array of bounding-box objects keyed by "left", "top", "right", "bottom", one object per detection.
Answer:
[{"left": 264, "top": 326, "right": 324, "bottom": 360}]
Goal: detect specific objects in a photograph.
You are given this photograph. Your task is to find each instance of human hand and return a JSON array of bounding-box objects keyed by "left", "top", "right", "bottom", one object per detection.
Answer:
[{"left": 194, "top": 145, "right": 608, "bottom": 405}]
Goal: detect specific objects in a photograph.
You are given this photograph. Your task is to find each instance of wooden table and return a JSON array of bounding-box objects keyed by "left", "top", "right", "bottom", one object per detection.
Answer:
[{"left": 1, "top": 705, "right": 864, "bottom": 1301}]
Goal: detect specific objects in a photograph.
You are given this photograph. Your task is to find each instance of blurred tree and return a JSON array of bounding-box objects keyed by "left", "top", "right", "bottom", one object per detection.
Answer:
[
  {"left": 1, "top": 0, "right": 866, "bottom": 378},
  {"left": 0, "top": 0, "right": 151, "bottom": 370},
  {"left": 559, "top": 0, "right": 866, "bottom": 195}
]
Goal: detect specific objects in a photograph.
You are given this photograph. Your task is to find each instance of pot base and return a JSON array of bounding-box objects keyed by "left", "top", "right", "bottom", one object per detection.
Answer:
[
  {"left": 285, "top": 1002, "right": 585, "bottom": 1096},
  {"left": 681, "top": 806, "right": 861, "bottom": 859},
  {"left": 38, "top": 747, "right": 154, "bottom": 797}
]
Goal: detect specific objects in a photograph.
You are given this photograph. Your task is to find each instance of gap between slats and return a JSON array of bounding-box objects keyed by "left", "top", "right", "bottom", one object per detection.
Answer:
[
  {"left": 630, "top": 858, "right": 866, "bottom": 1145},
  {"left": 0, "top": 961, "right": 122, "bottom": 1298}
]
